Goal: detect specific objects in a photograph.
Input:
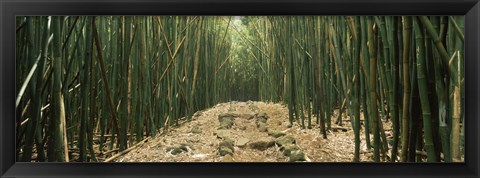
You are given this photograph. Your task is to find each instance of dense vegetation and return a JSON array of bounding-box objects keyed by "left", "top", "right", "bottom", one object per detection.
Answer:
[{"left": 16, "top": 16, "right": 464, "bottom": 162}]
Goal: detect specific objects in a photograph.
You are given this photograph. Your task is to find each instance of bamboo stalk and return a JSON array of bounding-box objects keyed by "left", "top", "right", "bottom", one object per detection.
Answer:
[
  {"left": 367, "top": 17, "right": 380, "bottom": 162},
  {"left": 400, "top": 16, "right": 412, "bottom": 162},
  {"left": 93, "top": 17, "right": 121, "bottom": 149},
  {"left": 413, "top": 17, "right": 437, "bottom": 162},
  {"left": 418, "top": 16, "right": 459, "bottom": 86}
]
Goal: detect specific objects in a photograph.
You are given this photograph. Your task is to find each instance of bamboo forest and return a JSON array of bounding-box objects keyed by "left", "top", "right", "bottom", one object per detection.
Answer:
[{"left": 15, "top": 16, "right": 464, "bottom": 163}]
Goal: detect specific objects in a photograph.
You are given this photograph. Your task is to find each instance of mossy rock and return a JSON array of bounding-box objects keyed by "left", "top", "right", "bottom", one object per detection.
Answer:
[
  {"left": 257, "top": 112, "right": 269, "bottom": 119},
  {"left": 190, "top": 126, "right": 202, "bottom": 134},
  {"left": 218, "top": 113, "right": 237, "bottom": 121},
  {"left": 166, "top": 147, "right": 183, "bottom": 155},
  {"left": 179, "top": 144, "right": 190, "bottom": 152},
  {"left": 267, "top": 129, "right": 286, "bottom": 138},
  {"left": 249, "top": 138, "right": 274, "bottom": 151},
  {"left": 218, "top": 119, "right": 234, "bottom": 129},
  {"left": 215, "top": 130, "right": 232, "bottom": 139},
  {"left": 289, "top": 150, "right": 306, "bottom": 162},
  {"left": 256, "top": 119, "right": 267, "bottom": 125},
  {"left": 274, "top": 135, "right": 296, "bottom": 147},
  {"left": 256, "top": 120, "right": 267, "bottom": 128},
  {"left": 282, "top": 144, "right": 301, "bottom": 156},
  {"left": 248, "top": 105, "right": 259, "bottom": 111},
  {"left": 219, "top": 140, "right": 235, "bottom": 151},
  {"left": 218, "top": 116, "right": 234, "bottom": 122},
  {"left": 219, "top": 146, "right": 234, "bottom": 156},
  {"left": 193, "top": 111, "right": 203, "bottom": 117},
  {"left": 256, "top": 122, "right": 268, "bottom": 132}
]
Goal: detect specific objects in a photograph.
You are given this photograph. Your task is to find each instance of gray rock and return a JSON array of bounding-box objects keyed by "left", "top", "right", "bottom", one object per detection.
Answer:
[
  {"left": 191, "top": 126, "right": 202, "bottom": 134},
  {"left": 219, "top": 146, "right": 234, "bottom": 156},
  {"left": 255, "top": 121, "right": 268, "bottom": 132},
  {"left": 249, "top": 137, "right": 274, "bottom": 151},
  {"left": 215, "top": 130, "right": 232, "bottom": 139},
  {"left": 193, "top": 111, "right": 203, "bottom": 117},
  {"left": 256, "top": 117, "right": 268, "bottom": 124},
  {"left": 289, "top": 150, "right": 306, "bottom": 162},
  {"left": 235, "top": 137, "right": 250, "bottom": 147},
  {"left": 218, "top": 113, "right": 238, "bottom": 121},
  {"left": 274, "top": 135, "right": 296, "bottom": 147},
  {"left": 282, "top": 144, "right": 301, "bottom": 156},
  {"left": 256, "top": 121, "right": 266, "bottom": 128},
  {"left": 268, "top": 129, "right": 286, "bottom": 138},
  {"left": 218, "top": 119, "right": 234, "bottom": 129},
  {"left": 218, "top": 113, "right": 235, "bottom": 129},
  {"left": 219, "top": 140, "right": 234, "bottom": 151},
  {"left": 166, "top": 147, "right": 183, "bottom": 155},
  {"left": 257, "top": 112, "right": 269, "bottom": 119},
  {"left": 258, "top": 124, "right": 268, "bottom": 132},
  {"left": 179, "top": 144, "right": 190, "bottom": 152},
  {"left": 248, "top": 105, "right": 260, "bottom": 112}
]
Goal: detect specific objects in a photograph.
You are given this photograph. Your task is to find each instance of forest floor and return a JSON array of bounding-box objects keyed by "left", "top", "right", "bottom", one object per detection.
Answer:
[{"left": 113, "top": 101, "right": 391, "bottom": 162}]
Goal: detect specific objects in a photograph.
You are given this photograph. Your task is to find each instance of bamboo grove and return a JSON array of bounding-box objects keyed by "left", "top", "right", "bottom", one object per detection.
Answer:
[
  {"left": 16, "top": 16, "right": 235, "bottom": 162},
  {"left": 235, "top": 16, "right": 464, "bottom": 162},
  {"left": 15, "top": 16, "right": 464, "bottom": 162}
]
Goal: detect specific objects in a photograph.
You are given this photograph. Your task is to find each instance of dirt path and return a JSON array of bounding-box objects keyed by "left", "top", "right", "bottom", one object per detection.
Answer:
[{"left": 114, "top": 101, "right": 378, "bottom": 162}]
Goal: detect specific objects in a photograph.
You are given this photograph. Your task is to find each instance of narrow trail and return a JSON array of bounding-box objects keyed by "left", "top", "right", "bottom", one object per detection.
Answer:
[{"left": 114, "top": 101, "right": 382, "bottom": 162}]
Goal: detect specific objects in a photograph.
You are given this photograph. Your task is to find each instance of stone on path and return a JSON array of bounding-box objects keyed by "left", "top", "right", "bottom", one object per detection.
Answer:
[
  {"left": 219, "top": 146, "right": 234, "bottom": 156},
  {"left": 274, "top": 135, "right": 296, "bottom": 147},
  {"left": 193, "top": 111, "right": 203, "bottom": 117},
  {"left": 190, "top": 126, "right": 202, "bottom": 134},
  {"left": 179, "top": 143, "right": 190, "bottom": 152},
  {"left": 257, "top": 112, "right": 269, "bottom": 119},
  {"left": 288, "top": 150, "right": 306, "bottom": 162},
  {"left": 267, "top": 129, "right": 286, "bottom": 138},
  {"left": 215, "top": 130, "right": 232, "bottom": 139},
  {"left": 218, "top": 113, "right": 237, "bottom": 129},
  {"left": 257, "top": 122, "right": 268, "bottom": 132},
  {"left": 219, "top": 140, "right": 234, "bottom": 150},
  {"left": 235, "top": 137, "right": 250, "bottom": 147},
  {"left": 282, "top": 144, "right": 301, "bottom": 156},
  {"left": 218, "top": 113, "right": 238, "bottom": 120},
  {"left": 249, "top": 137, "right": 274, "bottom": 151},
  {"left": 255, "top": 112, "right": 269, "bottom": 132},
  {"left": 218, "top": 140, "right": 235, "bottom": 156},
  {"left": 166, "top": 147, "right": 184, "bottom": 155}
]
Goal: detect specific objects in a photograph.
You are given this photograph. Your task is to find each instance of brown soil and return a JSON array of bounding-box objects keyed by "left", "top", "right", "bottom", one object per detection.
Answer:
[{"left": 114, "top": 101, "right": 388, "bottom": 162}]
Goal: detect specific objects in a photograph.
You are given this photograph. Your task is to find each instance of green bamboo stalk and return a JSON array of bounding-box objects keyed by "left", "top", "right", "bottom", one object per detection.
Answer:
[
  {"left": 390, "top": 16, "right": 400, "bottom": 162},
  {"left": 79, "top": 16, "right": 93, "bottom": 162},
  {"left": 367, "top": 17, "right": 380, "bottom": 162},
  {"left": 418, "top": 16, "right": 458, "bottom": 86},
  {"left": 48, "top": 16, "right": 66, "bottom": 162},
  {"left": 400, "top": 16, "right": 412, "bottom": 162},
  {"left": 92, "top": 16, "right": 121, "bottom": 152},
  {"left": 22, "top": 17, "right": 38, "bottom": 162},
  {"left": 413, "top": 17, "right": 437, "bottom": 162}
]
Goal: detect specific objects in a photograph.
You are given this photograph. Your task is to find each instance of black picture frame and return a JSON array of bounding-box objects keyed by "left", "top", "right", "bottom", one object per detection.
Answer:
[{"left": 1, "top": 0, "right": 479, "bottom": 177}]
